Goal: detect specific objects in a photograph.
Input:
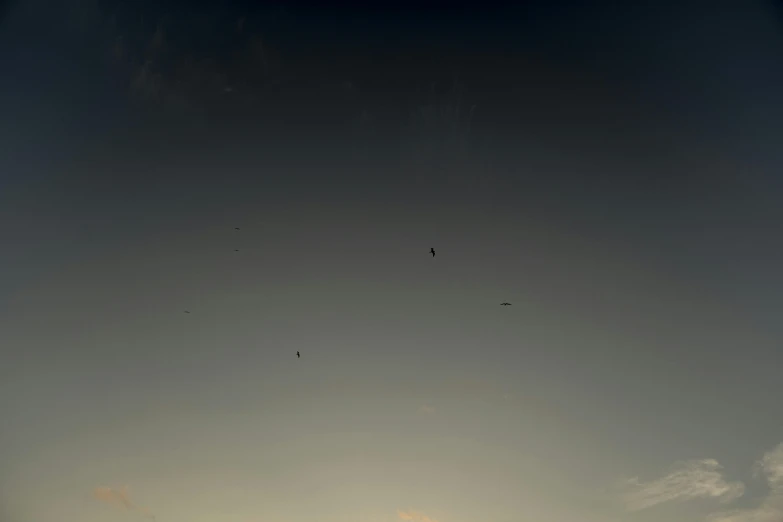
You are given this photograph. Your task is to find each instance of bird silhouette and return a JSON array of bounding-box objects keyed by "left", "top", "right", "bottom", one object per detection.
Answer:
[
  {"left": 297, "top": 351, "right": 300, "bottom": 358},
  {"left": 234, "top": 227, "right": 240, "bottom": 230},
  {"left": 500, "top": 302, "right": 512, "bottom": 306},
  {"left": 234, "top": 249, "right": 239, "bottom": 252},
  {"left": 184, "top": 310, "right": 190, "bottom": 313},
  {"left": 430, "top": 248, "right": 435, "bottom": 257}
]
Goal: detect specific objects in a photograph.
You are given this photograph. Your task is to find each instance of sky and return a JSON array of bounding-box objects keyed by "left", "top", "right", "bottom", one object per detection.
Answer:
[{"left": 1, "top": 1, "right": 783, "bottom": 521}]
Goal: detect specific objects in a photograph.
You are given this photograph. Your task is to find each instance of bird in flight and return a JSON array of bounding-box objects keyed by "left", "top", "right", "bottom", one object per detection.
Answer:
[
  {"left": 234, "top": 249, "right": 239, "bottom": 252},
  {"left": 297, "top": 351, "right": 300, "bottom": 358},
  {"left": 500, "top": 302, "right": 512, "bottom": 306},
  {"left": 184, "top": 310, "right": 190, "bottom": 313},
  {"left": 430, "top": 248, "right": 435, "bottom": 257},
  {"left": 235, "top": 227, "right": 240, "bottom": 230}
]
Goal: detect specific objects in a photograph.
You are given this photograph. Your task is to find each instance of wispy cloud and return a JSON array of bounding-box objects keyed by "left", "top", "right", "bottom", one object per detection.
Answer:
[
  {"left": 621, "top": 459, "right": 745, "bottom": 511},
  {"left": 398, "top": 509, "right": 439, "bottom": 522},
  {"left": 707, "top": 443, "right": 783, "bottom": 522},
  {"left": 418, "top": 404, "right": 436, "bottom": 414},
  {"left": 94, "top": 486, "right": 156, "bottom": 520},
  {"left": 620, "top": 442, "right": 783, "bottom": 521},
  {"left": 756, "top": 443, "right": 783, "bottom": 491}
]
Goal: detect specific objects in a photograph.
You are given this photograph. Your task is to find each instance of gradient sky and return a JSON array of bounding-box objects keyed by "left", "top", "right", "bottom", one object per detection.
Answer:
[{"left": 2, "top": 1, "right": 783, "bottom": 522}]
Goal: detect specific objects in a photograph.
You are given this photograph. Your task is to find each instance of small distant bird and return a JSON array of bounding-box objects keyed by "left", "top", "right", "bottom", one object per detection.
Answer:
[
  {"left": 430, "top": 248, "right": 435, "bottom": 257},
  {"left": 500, "top": 302, "right": 512, "bottom": 306},
  {"left": 184, "top": 310, "right": 190, "bottom": 313},
  {"left": 234, "top": 249, "right": 239, "bottom": 252},
  {"left": 297, "top": 351, "right": 300, "bottom": 358},
  {"left": 234, "top": 227, "right": 240, "bottom": 230}
]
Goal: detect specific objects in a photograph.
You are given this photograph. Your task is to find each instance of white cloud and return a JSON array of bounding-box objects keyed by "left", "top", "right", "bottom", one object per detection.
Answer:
[
  {"left": 756, "top": 443, "right": 783, "bottom": 491},
  {"left": 707, "top": 443, "right": 783, "bottom": 522},
  {"left": 622, "top": 459, "right": 745, "bottom": 511}
]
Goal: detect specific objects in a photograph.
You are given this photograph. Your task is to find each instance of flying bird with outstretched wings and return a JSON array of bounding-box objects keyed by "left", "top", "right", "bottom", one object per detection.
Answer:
[
  {"left": 500, "top": 302, "right": 512, "bottom": 306},
  {"left": 430, "top": 248, "right": 435, "bottom": 257},
  {"left": 297, "top": 351, "right": 300, "bottom": 358}
]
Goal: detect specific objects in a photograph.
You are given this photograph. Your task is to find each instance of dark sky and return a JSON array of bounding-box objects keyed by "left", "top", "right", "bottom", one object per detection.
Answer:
[{"left": 2, "top": 2, "right": 783, "bottom": 522}]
